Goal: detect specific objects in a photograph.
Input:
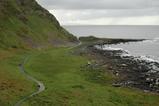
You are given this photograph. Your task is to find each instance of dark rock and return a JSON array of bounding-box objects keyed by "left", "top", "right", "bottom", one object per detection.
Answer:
[
  {"left": 112, "top": 83, "right": 122, "bottom": 87},
  {"left": 86, "top": 45, "right": 159, "bottom": 93}
]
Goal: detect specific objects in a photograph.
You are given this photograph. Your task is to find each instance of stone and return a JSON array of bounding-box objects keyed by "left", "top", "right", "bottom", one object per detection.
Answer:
[
  {"left": 155, "top": 78, "right": 159, "bottom": 85},
  {"left": 146, "top": 78, "right": 150, "bottom": 82},
  {"left": 87, "top": 61, "right": 91, "bottom": 65},
  {"left": 116, "top": 73, "right": 119, "bottom": 76},
  {"left": 148, "top": 70, "right": 157, "bottom": 74},
  {"left": 121, "top": 64, "right": 127, "bottom": 67},
  {"left": 144, "top": 90, "right": 150, "bottom": 93},
  {"left": 112, "top": 83, "right": 122, "bottom": 87},
  {"left": 149, "top": 84, "right": 153, "bottom": 88},
  {"left": 150, "top": 79, "right": 154, "bottom": 81}
]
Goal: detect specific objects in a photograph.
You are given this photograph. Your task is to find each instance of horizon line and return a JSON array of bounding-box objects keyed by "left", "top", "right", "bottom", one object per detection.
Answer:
[{"left": 62, "top": 24, "right": 159, "bottom": 26}]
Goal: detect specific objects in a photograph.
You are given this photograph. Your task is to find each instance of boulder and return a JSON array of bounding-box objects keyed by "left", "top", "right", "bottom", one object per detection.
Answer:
[{"left": 112, "top": 83, "right": 122, "bottom": 87}]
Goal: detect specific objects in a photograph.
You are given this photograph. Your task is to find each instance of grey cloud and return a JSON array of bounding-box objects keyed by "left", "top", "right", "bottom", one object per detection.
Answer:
[
  {"left": 82, "top": 9, "right": 159, "bottom": 19},
  {"left": 36, "top": 0, "right": 159, "bottom": 25},
  {"left": 53, "top": 9, "right": 159, "bottom": 20},
  {"left": 37, "top": 0, "right": 159, "bottom": 10}
]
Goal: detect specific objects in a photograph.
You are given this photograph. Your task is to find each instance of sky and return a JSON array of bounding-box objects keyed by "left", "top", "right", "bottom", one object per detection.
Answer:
[{"left": 36, "top": 0, "right": 159, "bottom": 25}]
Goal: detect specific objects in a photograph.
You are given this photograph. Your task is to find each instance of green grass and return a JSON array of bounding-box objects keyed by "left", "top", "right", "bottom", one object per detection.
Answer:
[
  {"left": 0, "top": 49, "right": 35, "bottom": 106},
  {"left": 0, "top": 0, "right": 77, "bottom": 49},
  {"left": 2, "top": 0, "right": 158, "bottom": 105},
  {"left": 0, "top": 47, "right": 159, "bottom": 106},
  {"left": 17, "top": 47, "right": 159, "bottom": 106}
]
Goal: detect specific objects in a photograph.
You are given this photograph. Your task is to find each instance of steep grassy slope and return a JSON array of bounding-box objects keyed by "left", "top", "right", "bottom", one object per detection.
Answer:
[
  {"left": 0, "top": 0, "right": 78, "bottom": 105},
  {"left": 0, "top": 0, "right": 77, "bottom": 49}
]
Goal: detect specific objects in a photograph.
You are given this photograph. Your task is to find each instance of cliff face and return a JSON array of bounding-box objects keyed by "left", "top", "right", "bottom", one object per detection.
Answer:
[{"left": 0, "top": 0, "right": 77, "bottom": 49}]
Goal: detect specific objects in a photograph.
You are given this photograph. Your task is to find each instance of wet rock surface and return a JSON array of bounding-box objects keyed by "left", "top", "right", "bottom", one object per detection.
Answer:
[{"left": 87, "top": 45, "right": 159, "bottom": 93}]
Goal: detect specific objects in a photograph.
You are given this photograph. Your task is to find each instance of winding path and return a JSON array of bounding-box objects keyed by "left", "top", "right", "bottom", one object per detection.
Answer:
[
  {"left": 15, "top": 56, "right": 45, "bottom": 106},
  {"left": 15, "top": 42, "right": 82, "bottom": 106}
]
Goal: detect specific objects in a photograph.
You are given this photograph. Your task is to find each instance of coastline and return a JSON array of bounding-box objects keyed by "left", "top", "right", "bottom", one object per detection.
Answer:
[{"left": 77, "top": 37, "right": 159, "bottom": 93}]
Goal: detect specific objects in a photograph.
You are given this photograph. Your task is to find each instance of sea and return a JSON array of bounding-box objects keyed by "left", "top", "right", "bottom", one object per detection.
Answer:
[{"left": 64, "top": 25, "right": 159, "bottom": 63}]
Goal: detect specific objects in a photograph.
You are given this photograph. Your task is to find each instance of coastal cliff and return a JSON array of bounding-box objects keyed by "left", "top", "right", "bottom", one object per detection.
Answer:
[{"left": 0, "top": 0, "right": 77, "bottom": 49}]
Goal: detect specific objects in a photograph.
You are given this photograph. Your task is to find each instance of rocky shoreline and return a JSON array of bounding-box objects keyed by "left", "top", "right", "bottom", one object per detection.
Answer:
[
  {"left": 79, "top": 38, "right": 159, "bottom": 93},
  {"left": 79, "top": 36, "right": 144, "bottom": 45}
]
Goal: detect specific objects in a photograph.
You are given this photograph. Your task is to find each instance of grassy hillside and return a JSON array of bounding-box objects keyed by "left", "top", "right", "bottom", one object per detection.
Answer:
[
  {"left": 0, "top": 46, "right": 159, "bottom": 105},
  {"left": 0, "top": 0, "right": 78, "bottom": 105},
  {"left": 20, "top": 47, "right": 159, "bottom": 106},
  {"left": 0, "top": 0, "right": 77, "bottom": 49},
  {"left": 0, "top": 49, "right": 35, "bottom": 105},
  {"left": 1, "top": 0, "right": 159, "bottom": 106}
]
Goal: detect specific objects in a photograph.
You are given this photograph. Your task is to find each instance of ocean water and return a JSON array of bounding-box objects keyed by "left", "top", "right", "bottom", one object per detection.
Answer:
[
  {"left": 63, "top": 25, "right": 159, "bottom": 39},
  {"left": 102, "top": 39, "right": 159, "bottom": 63},
  {"left": 64, "top": 25, "right": 159, "bottom": 62}
]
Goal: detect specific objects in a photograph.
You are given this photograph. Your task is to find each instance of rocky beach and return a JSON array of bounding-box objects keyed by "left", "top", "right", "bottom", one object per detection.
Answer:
[{"left": 79, "top": 37, "right": 159, "bottom": 93}]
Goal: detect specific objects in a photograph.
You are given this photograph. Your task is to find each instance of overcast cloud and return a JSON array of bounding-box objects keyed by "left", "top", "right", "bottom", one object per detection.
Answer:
[{"left": 36, "top": 0, "right": 159, "bottom": 25}]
